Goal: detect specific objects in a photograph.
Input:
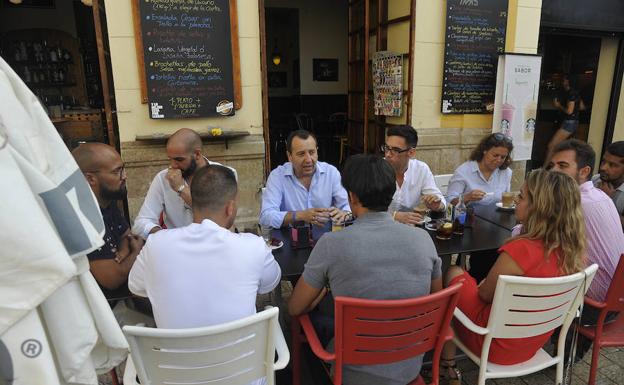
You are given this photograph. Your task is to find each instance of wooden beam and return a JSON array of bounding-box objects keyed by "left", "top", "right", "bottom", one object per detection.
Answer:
[
  {"left": 131, "top": 0, "right": 147, "bottom": 104},
  {"left": 406, "top": 0, "right": 416, "bottom": 125},
  {"left": 230, "top": 0, "right": 242, "bottom": 109},
  {"left": 259, "top": 0, "right": 271, "bottom": 178}
]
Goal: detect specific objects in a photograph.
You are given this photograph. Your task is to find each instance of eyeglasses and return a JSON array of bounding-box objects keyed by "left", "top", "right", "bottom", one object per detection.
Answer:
[
  {"left": 381, "top": 144, "right": 412, "bottom": 155},
  {"left": 89, "top": 164, "right": 126, "bottom": 178},
  {"left": 491, "top": 133, "right": 512, "bottom": 144}
]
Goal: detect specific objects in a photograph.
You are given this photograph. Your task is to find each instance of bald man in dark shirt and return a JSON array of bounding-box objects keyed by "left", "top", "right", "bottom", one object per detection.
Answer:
[{"left": 73, "top": 143, "right": 144, "bottom": 302}]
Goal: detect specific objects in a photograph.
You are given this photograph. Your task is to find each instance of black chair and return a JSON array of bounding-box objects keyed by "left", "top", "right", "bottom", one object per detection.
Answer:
[
  {"left": 294, "top": 113, "right": 314, "bottom": 132},
  {"left": 329, "top": 112, "right": 348, "bottom": 164}
]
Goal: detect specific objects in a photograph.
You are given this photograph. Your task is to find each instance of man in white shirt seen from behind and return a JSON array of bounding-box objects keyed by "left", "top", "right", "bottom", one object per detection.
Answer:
[
  {"left": 129, "top": 164, "right": 281, "bottom": 329},
  {"left": 133, "top": 128, "right": 237, "bottom": 238},
  {"left": 383, "top": 125, "right": 446, "bottom": 224}
]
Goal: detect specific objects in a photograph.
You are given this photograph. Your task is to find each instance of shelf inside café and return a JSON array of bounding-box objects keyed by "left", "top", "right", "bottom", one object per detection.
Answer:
[
  {"left": 136, "top": 130, "right": 250, "bottom": 149},
  {"left": 11, "top": 60, "right": 74, "bottom": 66},
  {"left": 27, "top": 81, "right": 77, "bottom": 88}
]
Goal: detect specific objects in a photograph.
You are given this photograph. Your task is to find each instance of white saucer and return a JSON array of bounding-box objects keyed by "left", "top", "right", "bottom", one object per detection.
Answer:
[
  {"left": 425, "top": 222, "right": 437, "bottom": 231},
  {"left": 269, "top": 240, "right": 284, "bottom": 250},
  {"left": 416, "top": 216, "right": 432, "bottom": 226},
  {"left": 496, "top": 202, "right": 515, "bottom": 211}
]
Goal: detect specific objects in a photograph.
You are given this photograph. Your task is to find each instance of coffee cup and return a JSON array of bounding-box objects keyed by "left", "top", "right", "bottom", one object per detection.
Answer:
[{"left": 502, "top": 192, "right": 515, "bottom": 208}]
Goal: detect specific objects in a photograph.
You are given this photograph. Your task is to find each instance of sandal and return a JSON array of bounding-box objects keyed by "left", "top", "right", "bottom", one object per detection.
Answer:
[{"left": 440, "top": 358, "right": 462, "bottom": 385}]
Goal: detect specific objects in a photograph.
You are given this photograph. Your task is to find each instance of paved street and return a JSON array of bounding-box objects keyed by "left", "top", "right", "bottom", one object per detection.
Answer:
[{"left": 99, "top": 285, "right": 624, "bottom": 385}]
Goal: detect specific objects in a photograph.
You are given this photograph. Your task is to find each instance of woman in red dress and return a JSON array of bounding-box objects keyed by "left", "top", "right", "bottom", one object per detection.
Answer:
[{"left": 440, "top": 169, "right": 586, "bottom": 384}]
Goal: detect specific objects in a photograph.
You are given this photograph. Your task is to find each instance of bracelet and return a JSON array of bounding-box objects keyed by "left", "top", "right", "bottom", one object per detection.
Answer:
[{"left": 393, "top": 211, "right": 397, "bottom": 221}]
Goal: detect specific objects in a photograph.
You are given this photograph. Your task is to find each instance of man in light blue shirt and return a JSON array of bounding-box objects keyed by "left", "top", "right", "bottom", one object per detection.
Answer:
[{"left": 260, "top": 130, "right": 350, "bottom": 228}]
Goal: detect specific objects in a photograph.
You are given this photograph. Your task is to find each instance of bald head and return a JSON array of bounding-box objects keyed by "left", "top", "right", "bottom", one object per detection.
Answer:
[
  {"left": 72, "top": 143, "right": 126, "bottom": 205},
  {"left": 168, "top": 128, "right": 202, "bottom": 153},
  {"left": 72, "top": 142, "right": 119, "bottom": 173}
]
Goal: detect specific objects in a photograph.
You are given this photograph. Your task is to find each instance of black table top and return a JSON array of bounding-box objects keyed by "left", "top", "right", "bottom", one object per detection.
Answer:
[
  {"left": 472, "top": 203, "right": 517, "bottom": 231},
  {"left": 270, "top": 216, "right": 511, "bottom": 279}
]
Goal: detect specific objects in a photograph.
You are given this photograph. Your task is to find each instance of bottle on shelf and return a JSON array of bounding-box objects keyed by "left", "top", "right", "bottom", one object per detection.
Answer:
[
  {"left": 56, "top": 44, "right": 63, "bottom": 63},
  {"left": 19, "top": 41, "right": 28, "bottom": 62},
  {"left": 23, "top": 66, "right": 31, "bottom": 83},
  {"left": 49, "top": 44, "right": 58, "bottom": 62}
]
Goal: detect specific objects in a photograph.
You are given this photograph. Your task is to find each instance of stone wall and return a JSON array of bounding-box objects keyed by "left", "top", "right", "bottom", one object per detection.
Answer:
[{"left": 122, "top": 135, "right": 265, "bottom": 231}]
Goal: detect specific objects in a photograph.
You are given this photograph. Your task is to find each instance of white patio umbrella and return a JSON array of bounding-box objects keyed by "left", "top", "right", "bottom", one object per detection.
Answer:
[{"left": 0, "top": 56, "right": 128, "bottom": 385}]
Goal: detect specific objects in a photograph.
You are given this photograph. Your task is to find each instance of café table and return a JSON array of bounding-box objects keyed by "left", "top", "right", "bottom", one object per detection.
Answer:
[
  {"left": 270, "top": 215, "right": 511, "bottom": 279},
  {"left": 472, "top": 203, "right": 517, "bottom": 231}
]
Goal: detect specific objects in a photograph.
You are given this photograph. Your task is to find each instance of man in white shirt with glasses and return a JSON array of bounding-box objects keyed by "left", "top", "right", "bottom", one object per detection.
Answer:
[{"left": 382, "top": 125, "right": 446, "bottom": 225}]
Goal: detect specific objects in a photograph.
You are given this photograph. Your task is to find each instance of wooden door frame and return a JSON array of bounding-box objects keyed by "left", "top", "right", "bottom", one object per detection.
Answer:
[
  {"left": 347, "top": 0, "right": 416, "bottom": 155},
  {"left": 93, "top": 0, "right": 120, "bottom": 150},
  {"left": 259, "top": 0, "right": 271, "bottom": 180}
]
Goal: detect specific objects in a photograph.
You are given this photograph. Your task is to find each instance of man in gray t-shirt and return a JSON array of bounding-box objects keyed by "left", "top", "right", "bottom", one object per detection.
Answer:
[{"left": 289, "top": 154, "right": 442, "bottom": 385}]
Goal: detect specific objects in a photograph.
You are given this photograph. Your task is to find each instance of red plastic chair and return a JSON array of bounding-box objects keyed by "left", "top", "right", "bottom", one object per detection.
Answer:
[
  {"left": 578, "top": 254, "right": 624, "bottom": 385},
  {"left": 292, "top": 283, "right": 463, "bottom": 385}
]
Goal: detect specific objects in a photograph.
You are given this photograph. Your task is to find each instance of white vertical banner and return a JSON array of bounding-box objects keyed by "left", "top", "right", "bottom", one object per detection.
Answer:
[{"left": 492, "top": 54, "right": 542, "bottom": 160}]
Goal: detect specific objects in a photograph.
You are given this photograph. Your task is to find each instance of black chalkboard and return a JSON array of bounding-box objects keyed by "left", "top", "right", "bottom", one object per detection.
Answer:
[
  {"left": 441, "top": 0, "right": 507, "bottom": 114},
  {"left": 541, "top": 0, "right": 624, "bottom": 33},
  {"left": 138, "top": 0, "right": 235, "bottom": 119}
]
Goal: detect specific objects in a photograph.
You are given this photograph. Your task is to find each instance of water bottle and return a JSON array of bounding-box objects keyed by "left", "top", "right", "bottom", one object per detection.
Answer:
[{"left": 453, "top": 195, "right": 467, "bottom": 235}]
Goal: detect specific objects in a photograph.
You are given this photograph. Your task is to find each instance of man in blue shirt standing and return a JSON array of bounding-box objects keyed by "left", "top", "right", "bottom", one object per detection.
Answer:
[{"left": 260, "top": 130, "right": 350, "bottom": 228}]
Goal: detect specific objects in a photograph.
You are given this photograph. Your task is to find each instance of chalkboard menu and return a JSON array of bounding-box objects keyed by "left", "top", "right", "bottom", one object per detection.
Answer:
[
  {"left": 441, "top": 0, "right": 507, "bottom": 114},
  {"left": 138, "top": 0, "right": 235, "bottom": 119}
]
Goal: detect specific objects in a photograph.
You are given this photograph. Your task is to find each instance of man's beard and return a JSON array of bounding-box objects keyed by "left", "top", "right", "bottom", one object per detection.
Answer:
[
  {"left": 182, "top": 157, "right": 197, "bottom": 179},
  {"left": 101, "top": 183, "right": 127, "bottom": 201}
]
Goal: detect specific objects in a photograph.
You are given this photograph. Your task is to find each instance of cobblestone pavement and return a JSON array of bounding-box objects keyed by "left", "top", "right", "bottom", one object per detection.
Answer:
[
  {"left": 456, "top": 347, "right": 624, "bottom": 385},
  {"left": 98, "top": 283, "right": 623, "bottom": 385}
]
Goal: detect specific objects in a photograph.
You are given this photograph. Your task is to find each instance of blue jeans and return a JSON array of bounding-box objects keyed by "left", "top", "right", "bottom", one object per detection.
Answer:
[
  {"left": 561, "top": 119, "right": 579, "bottom": 134},
  {"left": 309, "top": 310, "right": 335, "bottom": 348}
]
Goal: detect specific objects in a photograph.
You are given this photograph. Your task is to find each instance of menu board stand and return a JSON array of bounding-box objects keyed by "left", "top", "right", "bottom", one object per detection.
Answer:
[
  {"left": 441, "top": 0, "right": 507, "bottom": 114},
  {"left": 132, "top": 0, "right": 241, "bottom": 119}
]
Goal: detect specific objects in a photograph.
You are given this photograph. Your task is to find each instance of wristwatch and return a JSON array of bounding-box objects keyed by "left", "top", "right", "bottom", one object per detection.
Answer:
[{"left": 176, "top": 183, "right": 186, "bottom": 195}]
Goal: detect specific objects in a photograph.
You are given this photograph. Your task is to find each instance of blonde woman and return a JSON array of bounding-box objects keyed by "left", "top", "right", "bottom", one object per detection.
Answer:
[{"left": 440, "top": 169, "right": 586, "bottom": 384}]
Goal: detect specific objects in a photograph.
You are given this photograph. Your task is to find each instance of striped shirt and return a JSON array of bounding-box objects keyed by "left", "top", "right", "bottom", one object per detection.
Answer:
[
  {"left": 510, "top": 182, "right": 623, "bottom": 302},
  {"left": 580, "top": 181, "right": 624, "bottom": 302}
]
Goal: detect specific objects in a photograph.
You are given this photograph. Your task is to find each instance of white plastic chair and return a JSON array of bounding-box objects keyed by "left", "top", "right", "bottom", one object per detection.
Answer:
[
  {"left": 434, "top": 174, "right": 452, "bottom": 195},
  {"left": 452, "top": 264, "right": 598, "bottom": 385},
  {"left": 122, "top": 306, "right": 289, "bottom": 385}
]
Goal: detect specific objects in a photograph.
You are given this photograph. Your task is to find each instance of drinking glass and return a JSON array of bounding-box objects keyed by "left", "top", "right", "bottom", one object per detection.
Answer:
[
  {"left": 435, "top": 219, "right": 453, "bottom": 240},
  {"left": 332, "top": 219, "right": 345, "bottom": 232},
  {"left": 260, "top": 224, "right": 272, "bottom": 245},
  {"left": 502, "top": 191, "right": 515, "bottom": 208}
]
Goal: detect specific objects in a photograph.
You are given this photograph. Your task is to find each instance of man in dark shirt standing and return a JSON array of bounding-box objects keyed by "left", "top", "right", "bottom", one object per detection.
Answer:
[
  {"left": 546, "top": 74, "right": 581, "bottom": 162},
  {"left": 73, "top": 143, "right": 144, "bottom": 302}
]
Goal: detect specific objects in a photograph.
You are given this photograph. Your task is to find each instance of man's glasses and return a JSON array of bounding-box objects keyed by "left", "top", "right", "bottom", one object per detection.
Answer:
[
  {"left": 380, "top": 144, "right": 412, "bottom": 155},
  {"left": 491, "top": 133, "right": 512, "bottom": 144}
]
